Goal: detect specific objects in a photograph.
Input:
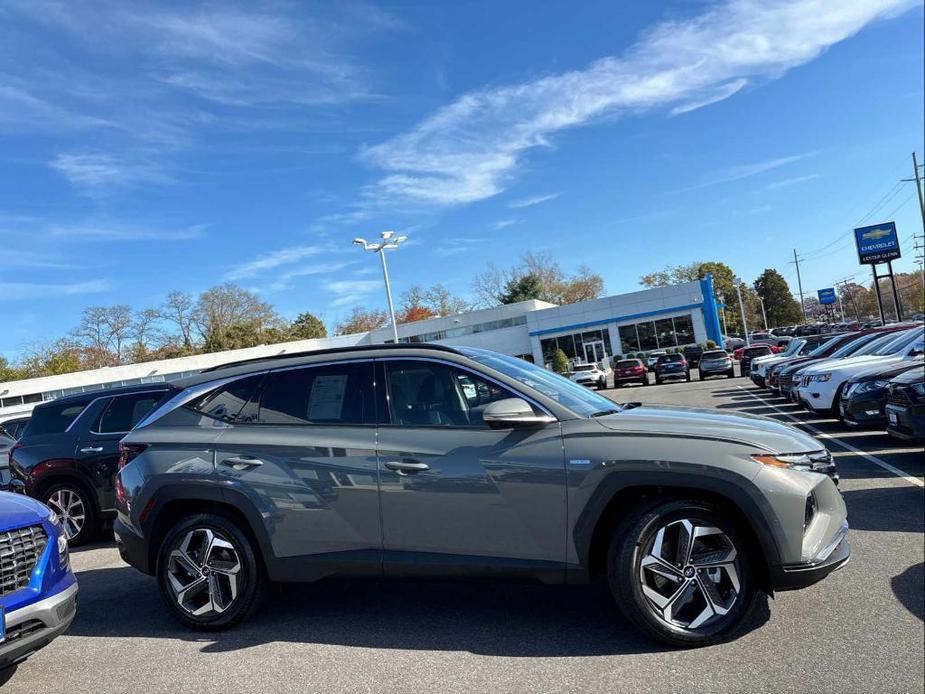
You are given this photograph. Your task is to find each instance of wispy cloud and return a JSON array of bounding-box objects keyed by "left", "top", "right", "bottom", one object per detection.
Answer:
[
  {"left": 492, "top": 219, "right": 519, "bottom": 230},
  {"left": 362, "top": 0, "right": 914, "bottom": 206},
  {"left": 434, "top": 237, "right": 488, "bottom": 257},
  {"left": 325, "top": 279, "right": 382, "bottom": 307},
  {"left": 260, "top": 261, "right": 355, "bottom": 293},
  {"left": 765, "top": 173, "right": 821, "bottom": 190},
  {"left": 508, "top": 192, "right": 560, "bottom": 209},
  {"left": 0, "top": 250, "right": 77, "bottom": 269},
  {"left": 680, "top": 151, "right": 819, "bottom": 192},
  {"left": 0, "top": 279, "right": 111, "bottom": 301},
  {"left": 49, "top": 152, "right": 170, "bottom": 193},
  {"left": 47, "top": 222, "right": 206, "bottom": 241},
  {"left": 226, "top": 245, "right": 328, "bottom": 280}
]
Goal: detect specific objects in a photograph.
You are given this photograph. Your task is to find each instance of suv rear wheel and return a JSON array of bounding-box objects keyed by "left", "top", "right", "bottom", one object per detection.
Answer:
[
  {"left": 607, "top": 499, "right": 756, "bottom": 647},
  {"left": 43, "top": 482, "right": 98, "bottom": 545},
  {"left": 157, "top": 513, "right": 264, "bottom": 630}
]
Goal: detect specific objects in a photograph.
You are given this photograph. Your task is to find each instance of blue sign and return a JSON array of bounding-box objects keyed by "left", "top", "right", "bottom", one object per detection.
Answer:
[
  {"left": 854, "top": 222, "right": 901, "bottom": 265},
  {"left": 817, "top": 288, "right": 836, "bottom": 305}
]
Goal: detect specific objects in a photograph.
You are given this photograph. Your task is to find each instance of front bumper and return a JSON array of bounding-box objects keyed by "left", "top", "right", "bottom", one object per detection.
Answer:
[
  {"left": 771, "top": 522, "right": 850, "bottom": 591},
  {"left": 885, "top": 404, "right": 925, "bottom": 441},
  {"left": 841, "top": 392, "right": 888, "bottom": 426},
  {"left": 0, "top": 582, "right": 78, "bottom": 669}
]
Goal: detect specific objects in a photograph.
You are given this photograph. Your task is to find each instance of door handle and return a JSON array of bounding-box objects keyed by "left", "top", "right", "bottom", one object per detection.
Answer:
[
  {"left": 220, "top": 456, "right": 264, "bottom": 469},
  {"left": 383, "top": 460, "right": 430, "bottom": 475},
  {"left": 80, "top": 446, "right": 104, "bottom": 453}
]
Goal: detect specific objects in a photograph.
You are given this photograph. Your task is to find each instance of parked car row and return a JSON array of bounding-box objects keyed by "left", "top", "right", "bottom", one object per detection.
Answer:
[
  {"left": 750, "top": 324, "right": 925, "bottom": 441},
  {"left": 4, "top": 342, "right": 851, "bottom": 649}
]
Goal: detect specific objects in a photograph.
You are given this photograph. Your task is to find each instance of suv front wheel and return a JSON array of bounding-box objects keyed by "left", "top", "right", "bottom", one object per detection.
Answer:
[
  {"left": 607, "top": 499, "right": 756, "bottom": 647},
  {"left": 43, "top": 482, "right": 98, "bottom": 545},
  {"left": 157, "top": 513, "right": 264, "bottom": 630}
]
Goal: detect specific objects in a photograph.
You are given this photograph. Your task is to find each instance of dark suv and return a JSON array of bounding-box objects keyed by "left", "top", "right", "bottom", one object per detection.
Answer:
[
  {"left": 654, "top": 353, "right": 691, "bottom": 384},
  {"left": 114, "top": 344, "right": 848, "bottom": 647},
  {"left": 9, "top": 383, "right": 173, "bottom": 544}
]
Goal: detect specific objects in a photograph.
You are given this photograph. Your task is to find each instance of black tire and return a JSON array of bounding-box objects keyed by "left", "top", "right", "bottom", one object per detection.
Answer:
[
  {"left": 685, "top": 372, "right": 691, "bottom": 382},
  {"left": 157, "top": 513, "right": 265, "bottom": 631},
  {"left": 698, "top": 373, "right": 704, "bottom": 381},
  {"left": 607, "top": 498, "right": 757, "bottom": 648},
  {"left": 727, "top": 368, "right": 735, "bottom": 378},
  {"left": 42, "top": 482, "right": 99, "bottom": 546},
  {"left": 640, "top": 377, "right": 648, "bottom": 387},
  {"left": 655, "top": 376, "right": 662, "bottom": 385}
]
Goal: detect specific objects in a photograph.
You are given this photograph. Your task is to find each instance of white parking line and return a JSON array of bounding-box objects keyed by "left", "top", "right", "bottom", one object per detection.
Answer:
[{"left": 735, "top": 386, "right": 924, "bottom": 488}]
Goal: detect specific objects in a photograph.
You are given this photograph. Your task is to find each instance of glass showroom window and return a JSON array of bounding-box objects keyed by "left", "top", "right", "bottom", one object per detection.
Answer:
[
  {"left": 673, "top": 315, "right": 695, "bottom": 344},
  {"left": 654, "top": 318, "right": 675, "bottom": 347},
  {"left": 637, "top": 321, "right": 658, "bottom": 351},
  {"left": 619, "top": 324, "right": 640, "bottom": 353}
]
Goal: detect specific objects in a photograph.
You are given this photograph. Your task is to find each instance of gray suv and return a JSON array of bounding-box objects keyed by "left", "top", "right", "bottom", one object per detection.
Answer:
[{"left": 114, "top": 344, "right": 848, "bottom": 647}]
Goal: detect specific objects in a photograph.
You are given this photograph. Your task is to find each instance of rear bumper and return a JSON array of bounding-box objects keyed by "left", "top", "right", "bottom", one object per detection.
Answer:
[
  {"left": 113, "top": 516, "right": 153, "bottom": 575},
  {"left": 0, "top": 582, "right": 78, "bottom": 669},
  {"left": 885, "top": 405, "right": 925, "bottom": 441},
  {"left": 771, "top": 524, "right": 851, "bottom": 591}
]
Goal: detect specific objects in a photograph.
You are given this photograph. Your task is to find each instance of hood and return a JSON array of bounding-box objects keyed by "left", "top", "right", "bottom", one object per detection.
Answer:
[
  {"left": 801, "top": 354, "right": 895, "bottom": 376},
  {"left": 892, "top": 366, "right": 925, "bottom": 385},
  {"left": 0, "top": 490, "right": 49, "bottom": 530},
  {"left": 851, "top": 358, "right": 923, "bottom": 383},
  {"left": 596, "top": 404, "right": 821, "bottom": 453}
]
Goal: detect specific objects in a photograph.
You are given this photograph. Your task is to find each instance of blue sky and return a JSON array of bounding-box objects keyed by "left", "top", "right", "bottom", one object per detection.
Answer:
[{"left": 1, "top": 0, "right": 923, "bottom": 359}]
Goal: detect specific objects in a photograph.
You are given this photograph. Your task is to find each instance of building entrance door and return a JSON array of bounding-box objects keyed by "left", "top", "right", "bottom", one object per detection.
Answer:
[{"left": 583, "top": 340, "right": 606, "bottom": 365}]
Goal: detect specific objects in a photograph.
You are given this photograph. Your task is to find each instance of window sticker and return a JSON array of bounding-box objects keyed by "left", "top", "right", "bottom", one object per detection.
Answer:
[{"left": 307, "top": 374, "right": 348, "bottom": 420}]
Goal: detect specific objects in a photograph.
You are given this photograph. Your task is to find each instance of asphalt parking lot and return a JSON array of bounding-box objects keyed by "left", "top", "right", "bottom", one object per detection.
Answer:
[{"left": 3, "top": 372, "right": 923, "bottom": 694}]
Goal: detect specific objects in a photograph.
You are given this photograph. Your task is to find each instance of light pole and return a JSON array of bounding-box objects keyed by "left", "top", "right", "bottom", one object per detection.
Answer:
[
  {"left": 758, "top": 296, "right": 768, "bottom": 331},
  {"left": 736, "top": 284, "right": 750, "bottom": 346},
  {"left": 719, "top": 296, "right": 728, "bottom": 338},
  {"left": 353, "top": 231, "right": 407, "bottom": 343}
]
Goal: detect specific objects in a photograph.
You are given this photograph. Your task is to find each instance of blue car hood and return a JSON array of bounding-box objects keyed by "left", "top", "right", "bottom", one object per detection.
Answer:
[{"left": 0, "top": 491, "right": 47, "bottom": 531}]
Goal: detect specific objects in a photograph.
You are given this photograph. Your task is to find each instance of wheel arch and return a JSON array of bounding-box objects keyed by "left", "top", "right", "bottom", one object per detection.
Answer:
[
  {"left": 33, "top": 469, "right": 99, "bottom": 513},
  {"left": 143, "top": 485, "right": 274, "bottom": 580},
  {"left": 576, "top": 477, "right": 779, "bottom": 593}
]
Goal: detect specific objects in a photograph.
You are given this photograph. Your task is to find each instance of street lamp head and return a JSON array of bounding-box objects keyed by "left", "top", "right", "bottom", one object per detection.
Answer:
[
  {"left": 380, "top": 230, "right": 395, "bottom": 240},
  {"left": 395, "top": 235, "right": 407, "bottom": 244},
  {"left": 353, "top": 238, "right": 367, "bottom": 246}
]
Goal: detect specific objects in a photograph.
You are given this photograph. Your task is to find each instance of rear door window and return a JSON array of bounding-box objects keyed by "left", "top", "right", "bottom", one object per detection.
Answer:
[
  {"left": 256, "top": 362, "right": 375, "bottom": 425},
  {"left": 96, "top": 391, "right": 165, "bottom": 434},
  {"left": 22, "top": 401, "right": 89, "bottom": 436},
  {"left": 189, "top": 375, "right": 265, "bottom": 423}
]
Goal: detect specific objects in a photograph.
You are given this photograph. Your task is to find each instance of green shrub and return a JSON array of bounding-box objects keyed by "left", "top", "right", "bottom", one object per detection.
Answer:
[
  {"left": 705, "top": 339, "right": 717, "bottom": 349},
  {"left": 551, "top": 349, "right": 569, "bottom": 374}
]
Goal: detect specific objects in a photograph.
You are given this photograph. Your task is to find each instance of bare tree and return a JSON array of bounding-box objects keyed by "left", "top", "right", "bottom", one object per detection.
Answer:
[
  {"left": 132, "top": 308, "right": 164, "bottom": 360},
  {"left": 194, "top": 284, "right": 282, "bottom": 351},
  {"left": 162, "top": 291, "right": 197, "bottom": 350},
  {"left": 473, "top": 253, "right": 603, "bottom": 306},
  {"left": 103, "top": 305, "right": 133, "bottom": 363}
]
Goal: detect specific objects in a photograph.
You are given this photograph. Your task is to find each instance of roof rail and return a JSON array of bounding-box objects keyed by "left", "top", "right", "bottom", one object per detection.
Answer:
[{"left": 199, "top": 342, "right": 463, "bottom": 373}]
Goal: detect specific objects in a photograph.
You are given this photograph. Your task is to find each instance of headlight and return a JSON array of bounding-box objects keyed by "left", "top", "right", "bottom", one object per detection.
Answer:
[
  {"left": 58, "top": 533, "right": 70, "bottom": 569},
  {"left": 752, "top": 450, "right": 833, "bottom": 473},
  {"left": 809, "top": 373, "right": 832, "bottom": 383},
  {"left": 856, "top": 379, "right": 889, "bottom": 394},
  {"left": 912, "top": 382, "right": 925, "bottom": 397}
]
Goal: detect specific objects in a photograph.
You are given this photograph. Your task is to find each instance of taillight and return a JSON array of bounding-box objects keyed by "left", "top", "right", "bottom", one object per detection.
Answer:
[{"left": 118, "top": 442, "right": 147, "bottom": 469}]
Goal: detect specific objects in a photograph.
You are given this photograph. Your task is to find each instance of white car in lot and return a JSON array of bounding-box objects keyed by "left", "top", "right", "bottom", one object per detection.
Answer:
[
  {"left": 750, "top": 338, "right": 805, "bottom": 381},
  {"left": 568, "top": 362, "right": 610, "bottom": 390},
  {"left": 795, "top": 327, "right": 924, "bottom": 414}
]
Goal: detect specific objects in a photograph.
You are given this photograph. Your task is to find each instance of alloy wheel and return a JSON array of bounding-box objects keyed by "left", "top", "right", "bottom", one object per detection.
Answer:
[
  {"left": 47, "top": 488, "right": 86, "bottom": 541},
  {"left": 638, "top": 518, "right": 741, "bottom": 630},
  {"left": 167, "top": 528, "right": 242, "bottom": 617}
]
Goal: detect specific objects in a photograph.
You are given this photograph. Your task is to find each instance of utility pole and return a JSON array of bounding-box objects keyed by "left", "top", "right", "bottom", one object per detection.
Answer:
[
  {"left": 913, "top": 152, "right": 925, "bottom": 234},
  {"left": 719, "top": 295, "right": 729, "bottom": 337},
  {"left": 836, "top": 289, "right": 845, "bottom": 322},
  {"left": 839, "top": 279, "right": 861, "bottom": 323},
  {"left": 736, "top": 284, "right": 750, "bottom": 346},
  {"left": 791, "top": 249, "right": 807, "bottom": 323},
  {"left": 758, "top": 296, "right": 768, "bottom": 330}
]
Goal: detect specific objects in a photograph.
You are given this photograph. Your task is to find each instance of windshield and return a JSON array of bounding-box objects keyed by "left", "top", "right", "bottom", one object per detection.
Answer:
[
  {"left": 461, "top": 348, "right": 619, "bottom": 417},
  {"left": 851, "top": 331, "right": 907, "bottom": 357},
  {"left": 870, "top": 327, "right": 923, "bottom": 356},
  {"left": 809, "top": 334, "right": 848, "bottom": 356},
  {"left": 780, "top": 339, "right": 803, "bottom": 356},
  {"left": 829, "top": 332, "right": 883, "bottom": 358}
]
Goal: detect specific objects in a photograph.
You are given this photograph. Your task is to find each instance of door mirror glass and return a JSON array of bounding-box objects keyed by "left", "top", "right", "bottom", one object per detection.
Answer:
[{"left": 481, "top": 398, "right": 555, "bottom": 429}]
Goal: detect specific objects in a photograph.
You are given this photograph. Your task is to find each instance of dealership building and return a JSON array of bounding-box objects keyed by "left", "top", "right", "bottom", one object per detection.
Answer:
[{"left": 0, "top": 276, "right": 723, "bottom": 421}]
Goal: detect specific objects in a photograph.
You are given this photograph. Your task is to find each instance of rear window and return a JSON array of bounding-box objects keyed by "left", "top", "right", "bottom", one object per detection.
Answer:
[
  {"left": 96, "top": 391, "right": 166, "bottom": 433},
  {"left": 616, "top": 359, "right": 641, "bottom": 368},
  {"left": 572, "top": 364, "right": 595, "bottom": 371},
  {"left": 658, "top": 354, "right": 685, "bottom": 364},
  {"left": 701, "top": 351, "right": 727, "bottom": 359},
  {"left": 23, "top": 401, "right": 89, "bottom": 436},
  {"left": 744, "top": 346, "right": 772, "bottom": 356}
]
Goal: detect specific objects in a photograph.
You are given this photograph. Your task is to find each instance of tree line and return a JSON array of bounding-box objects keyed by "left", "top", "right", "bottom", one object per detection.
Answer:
[{"left": 1, "top": 252, "right": 604, "bottom": 382}]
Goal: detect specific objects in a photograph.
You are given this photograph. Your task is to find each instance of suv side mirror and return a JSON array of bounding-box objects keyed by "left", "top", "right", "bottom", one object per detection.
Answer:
[{"left": 482, "top": 398, "right": 556, "bottom": 429}]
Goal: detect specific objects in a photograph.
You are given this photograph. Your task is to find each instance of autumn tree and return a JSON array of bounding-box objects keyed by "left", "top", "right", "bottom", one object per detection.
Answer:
[
  {"left": 336, "top": 306, "right": 389, "bottom": 335},
  {"left": 193, "top": 284, "right": 283, "bottom": 352},
  {"left": 473, "top": 252, "right": 603, "bottom": 306}
]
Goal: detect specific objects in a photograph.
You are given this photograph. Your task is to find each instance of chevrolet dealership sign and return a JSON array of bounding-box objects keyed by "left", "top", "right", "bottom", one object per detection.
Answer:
[{"left": 854, "top": 222, "right": 901, "bottom": 264}]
